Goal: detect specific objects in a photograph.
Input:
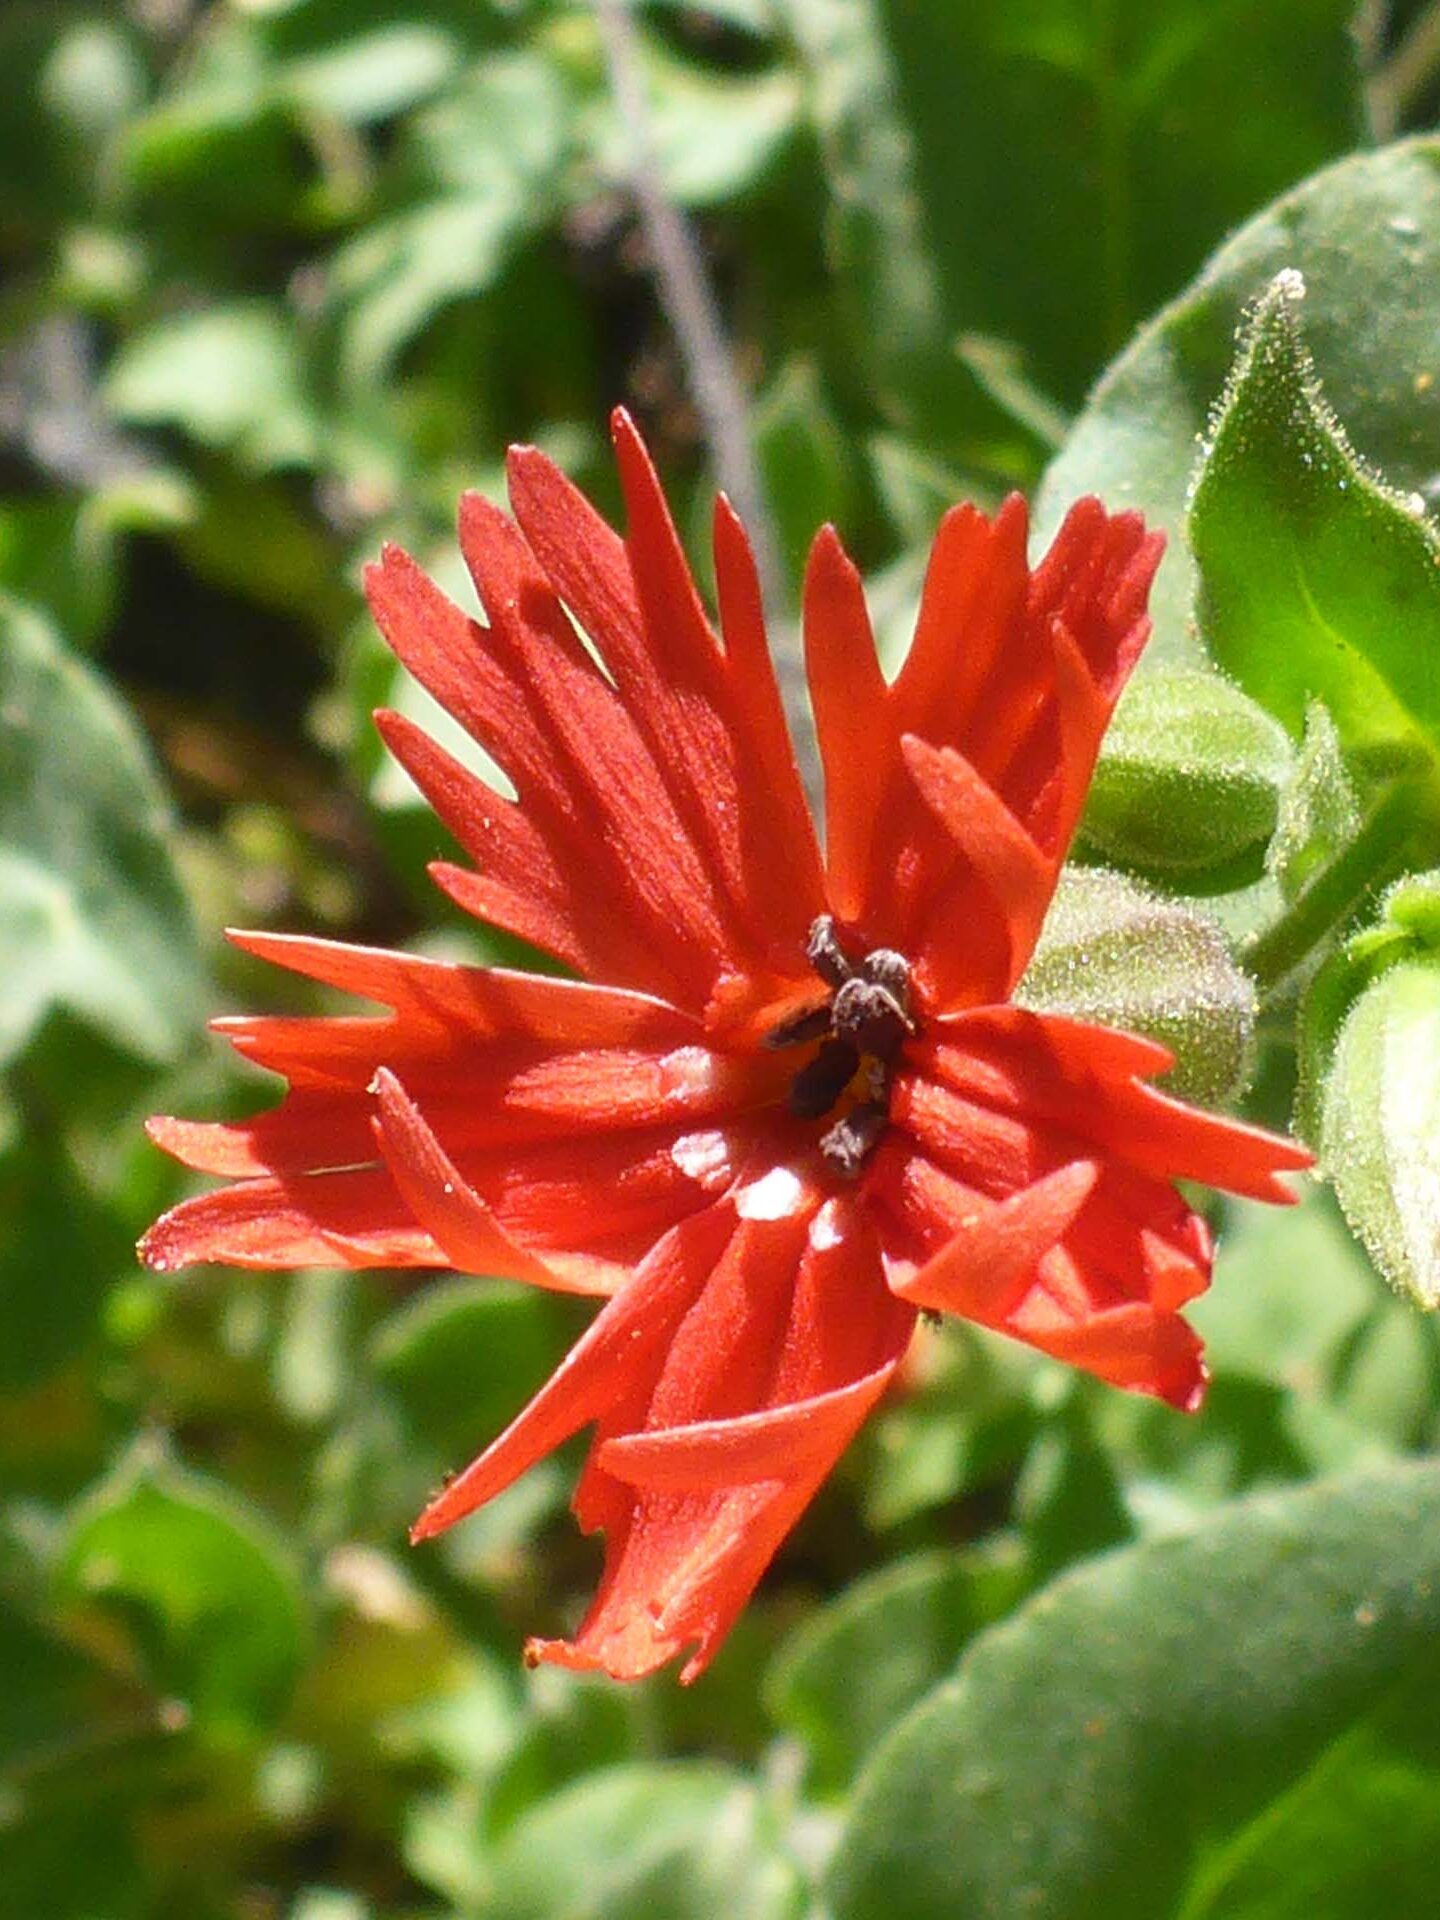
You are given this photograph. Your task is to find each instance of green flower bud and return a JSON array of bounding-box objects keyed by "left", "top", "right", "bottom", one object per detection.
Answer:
[
  {"left": 1082, "top": 665, "right": 1294, "bottom": 878},
  {"left": 1298, "top": 868, "right": 1440, "bottom": 1139},
  {"left": 1322, "top": 959, "right": 1440, "bottom": 1310},
  {"left": 1019, "top": 867, "right": 1256, "bottom": 1107},
  {"left": 1301, "top": 869, "right": 1440, "bottom": 1309}
]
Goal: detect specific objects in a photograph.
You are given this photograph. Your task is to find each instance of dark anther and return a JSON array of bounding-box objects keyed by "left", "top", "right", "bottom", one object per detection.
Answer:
[
  {"left": 806, "top": 914, "right": 854, "bottom": 991},
  {"left": 788, "top": 1037, "right": 860, "bottom": 1118},
  {"left": 768, "top": 916, "right": 919, "bottom": 1178},
  {"left": 832, "top": 976, "right": 910, "bottom": 1063},
  {"left": 862, "top": 947, "right": 912, "bottom": 1009},
  {"left": 763, "top": 1000, "right": 832, "bottom": 1051},
  {"left": 820, "top": 1100, "right": 889, "bottom": 1179}
]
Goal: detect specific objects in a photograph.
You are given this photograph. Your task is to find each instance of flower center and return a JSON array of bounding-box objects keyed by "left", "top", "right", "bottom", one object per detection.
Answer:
[{"left": 765, "top": 915, "right": 916, "bottom": 1178}]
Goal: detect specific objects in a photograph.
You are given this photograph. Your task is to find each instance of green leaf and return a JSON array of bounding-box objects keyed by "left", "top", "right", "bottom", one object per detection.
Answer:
[
  {"left": 1177, "top": 1676, "right": 1440, "bottom": 1920},
  {"left": 1082, "top": 665, "right": 1293, "bottom": 879},
  {"left": 480, "top": 1673, "right": 639, "bottom": 1843},
  {"left": 331, "top": 52, "right": 569, "bottom": 387},
  {"left": 0, "top": 1134, "right": 129, "bottom": 1391},
  {"left": 830, "top": 1457, "right": 1440, "bottom": 1920},
  {"left": 1018, "top": 867, "right": 1256, "bottom": 1106},
  {"left": 1191, "top": 270, "right": 1440, "bottom": 794},
  {"left": 369, "top": 1277, "right": 562, "bottom": 1466},
  {"left": 1321, "top": 958, "right": 1440, "bottom": 1310},
  {"left": 765, "top": 1542, "right": 1028, "bottom": 1796},
  {"left": 1038, "top": 139, "right": 1440, "bottom": 663},
  {"left": 482, "top": 1762, "right": 805, "bottom": 1920},
  {"left": 874, "top": 0, "right": 1362, "bottom": 405},
  {"left": 118, "top": 14, "right": 308, "bottom": 226},
  {"left": 279, "top": 24, "right": 460, "bottom": 124},
  {"left": 106, "top": 301, "right": 319, "bottom": 469},
  {"left": 783, "top": 0, "right": 965, "bottom": 443},
  {"left": 0, "top": 599, "right": 204, "bottom": 1067},
  {"left": 597, "top": 34, "right": 801, "bottom": 207},
  {"left": 54, "top": 1441, "right": 310, "bottom": 1735}
]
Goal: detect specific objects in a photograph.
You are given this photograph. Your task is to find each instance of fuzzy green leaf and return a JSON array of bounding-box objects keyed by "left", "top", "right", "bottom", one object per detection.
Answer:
[
  {"left": 1038, "top": 140, "right": 1440, "bottom": 663},
  {"left": 1190, "top": 271, "right": 1440, "bottom": 792},
  {"left": 830, "top": 1457, "right": 1440, "bottom": 1920}
]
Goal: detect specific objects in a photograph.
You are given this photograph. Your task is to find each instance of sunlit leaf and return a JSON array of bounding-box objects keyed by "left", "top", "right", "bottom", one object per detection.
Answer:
[
  {"left": 106, "top": 302, "right": 319, "bottom": 469},
  {"left": 831, "top": 1457, "right": 1440, "bottom": 1920},
  {"left": 1191, "top": 271, "right": 1440, "bottom": 795},
  {"left": 1038, "top": 139, "right": 1440, "bottom": 661}
]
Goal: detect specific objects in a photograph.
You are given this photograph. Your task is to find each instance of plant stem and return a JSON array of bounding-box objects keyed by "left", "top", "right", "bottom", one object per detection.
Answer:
[
  {"left": 591, "top": 0, "right": 779, "bottom": 593},
  {"left": 1244, "top": 780, "right": 1420, "bottom": 995}
]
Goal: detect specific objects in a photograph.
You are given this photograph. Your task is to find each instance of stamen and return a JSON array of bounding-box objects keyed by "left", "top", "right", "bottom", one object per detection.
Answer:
[
  {"left": 763, "top": 1000, "right": 832, "bottom": 1050},
  {"left": 771, "top": 917, "right": 919, "bottom": 1178},
  {"left": 806, "top": 914, "right": 854, "bottom": 991},
  {"left": 832, "top": 977, "right": 909, "bottom": 1063},
  {"left": 789, "top": 1037, "right": 861, "bottom": 1118},
  {"left": 820, "top": 1100, "right": 889, "bottom": 1178},
  {"left": 862, "top": 948, "right": 912, "bottom": 1009}
]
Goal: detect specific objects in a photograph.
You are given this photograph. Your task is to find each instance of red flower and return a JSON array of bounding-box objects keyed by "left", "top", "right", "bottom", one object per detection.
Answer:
[{"left": 142, "top": 412, "right": 1310, "bottom": 1681}]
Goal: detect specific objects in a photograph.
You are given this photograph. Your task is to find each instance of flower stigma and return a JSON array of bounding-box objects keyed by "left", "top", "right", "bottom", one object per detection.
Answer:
[{"left": 765, "top": 914, "right": 917, "bottom": 1179}]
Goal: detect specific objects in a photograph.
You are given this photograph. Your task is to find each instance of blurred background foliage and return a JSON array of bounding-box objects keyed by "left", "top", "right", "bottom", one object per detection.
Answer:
[{"left": 6, "top": 3, "right": 1440, "bottom": 1917}]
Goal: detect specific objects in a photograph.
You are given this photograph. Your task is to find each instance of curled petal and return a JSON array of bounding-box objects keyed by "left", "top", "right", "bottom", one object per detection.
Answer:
[
  {"left": 928, "top": 1007, "right": 1313, "bottom": 1204},
  {"left": 139, "top": 1166, "right": 434, "bottom": 1273},
  {"left": 596, "top": 1359, "right": 900, "bottom": 1491},
  {"left": 889, "top": 1160, "right": 1099, "bottom": 1321},
  {"left": 1011, "top": 1296, "right": 1208, "bottom": 1411},
  {"left": 369, "top": 1067, "right": 606, "bottom": 1295},
  {"left": 901, "top": 734, "right": 1054, "bottom": 980}
]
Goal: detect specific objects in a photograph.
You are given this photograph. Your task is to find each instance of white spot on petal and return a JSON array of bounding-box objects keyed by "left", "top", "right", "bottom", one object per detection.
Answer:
[
  {"left": 737, "top": 1166, "right": 806, "bottom": 1221},
  {"left": 659, "top": 1046, "right": 720, "bottom": 1101},
  {"left": 670, "top": 1129, "right": 733, "bottom": 1190},
  {"left": 808, "top": 1200, "right": 846, "bottom": 1251}
]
